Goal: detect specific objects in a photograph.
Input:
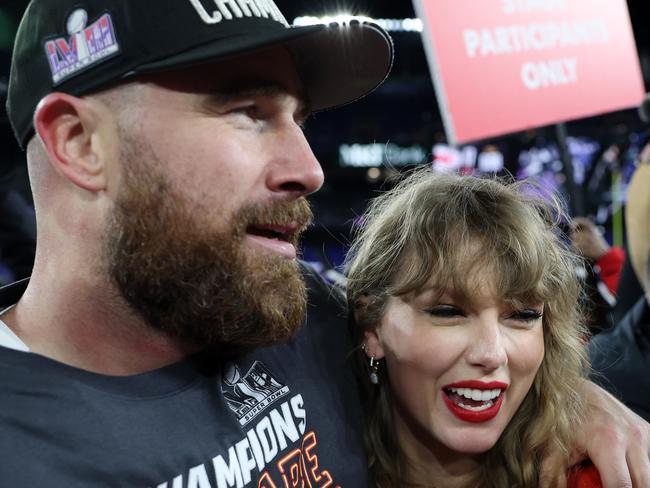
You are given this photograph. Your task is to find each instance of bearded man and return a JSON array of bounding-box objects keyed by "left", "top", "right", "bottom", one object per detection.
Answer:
[{"left": 0, "top": 1, "right": 649, "bottom": 487}]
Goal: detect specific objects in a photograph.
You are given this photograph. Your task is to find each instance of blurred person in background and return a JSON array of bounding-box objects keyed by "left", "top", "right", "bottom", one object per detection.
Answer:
[
  {"left": 612, "top": 255, "right": 645, "bottom": 324},
  {"left": 571, "top": 216, "right": 625, "bottom": 334},
  {"left": 590, "top": 141, "right": 650, "bottom": 422},
  {"left": 0, "top": 178, "right": 36, "bottom": 284},
  {"left": 0, "top": 47, "right": 35, "bottom": 285}
]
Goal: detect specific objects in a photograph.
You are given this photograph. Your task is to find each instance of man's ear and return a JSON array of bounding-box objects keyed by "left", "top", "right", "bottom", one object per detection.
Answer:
[{"left": 33, "top": 92, "right": 107, "bottom": 192}]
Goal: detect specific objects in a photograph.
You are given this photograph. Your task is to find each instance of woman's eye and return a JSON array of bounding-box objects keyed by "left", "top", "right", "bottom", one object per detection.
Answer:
[
  {"left": 508, "top": 309, "right": 543, "bottom": 323},
  {"left": 424, "top": 305, "right": 463, "bottom": 318}
]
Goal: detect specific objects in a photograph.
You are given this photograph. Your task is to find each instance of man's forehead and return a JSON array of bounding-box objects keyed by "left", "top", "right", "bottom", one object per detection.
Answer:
[
  {"left": 216, "top": 79, "right": 297, "bottom": 98},
  {"left": 141, "top": 73, "right": 309, "bottom": 113},
  {"left": 212, "top": 79, "right": 309, "bottom": 109}
]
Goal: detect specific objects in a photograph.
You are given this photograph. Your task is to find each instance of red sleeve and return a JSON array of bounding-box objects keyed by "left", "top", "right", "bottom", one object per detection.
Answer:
[
  {"left": 595, "top": 246, "right": 625, "bottom": 295},
  {"left": 567, "top": 462, "right": 603, "bottom": 488}
]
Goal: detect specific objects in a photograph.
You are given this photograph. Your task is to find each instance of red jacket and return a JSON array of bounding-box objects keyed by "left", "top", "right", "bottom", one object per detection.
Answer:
[
  {"left": 567, "top": 461, "right": 602, "bottom": 488},
  {"left": 595, "top": 246, "right": 625, "bottom": 295}
]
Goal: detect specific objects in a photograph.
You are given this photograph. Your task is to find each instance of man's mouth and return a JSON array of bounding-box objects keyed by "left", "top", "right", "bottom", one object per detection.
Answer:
[
  {"left": 247, "top": 223, "right": 297, "bottom": 242},
  {"left": 245, "top": 223, "right": 301, "bottom": 258}
]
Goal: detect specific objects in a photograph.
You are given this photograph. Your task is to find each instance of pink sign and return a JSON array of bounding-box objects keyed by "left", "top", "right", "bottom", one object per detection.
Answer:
[{"left": 413, "top": 0, "right": 645, "bottom": 144}]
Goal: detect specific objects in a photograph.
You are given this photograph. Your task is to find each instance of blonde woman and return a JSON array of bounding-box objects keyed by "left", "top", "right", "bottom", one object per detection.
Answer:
[{"left": 346, "top": 171, "right": 600, "bottom": 487}]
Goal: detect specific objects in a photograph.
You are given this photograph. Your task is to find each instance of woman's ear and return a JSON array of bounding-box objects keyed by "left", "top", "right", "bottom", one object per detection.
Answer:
[
  {"left": 355, "top": 295, "right": 386, "bottom": 360},
  {"left": 33, "top": 92, "right": 107, "bottom": 192},
  {"left": 363, "top": 327, "right": 386, "bottom": 360}
]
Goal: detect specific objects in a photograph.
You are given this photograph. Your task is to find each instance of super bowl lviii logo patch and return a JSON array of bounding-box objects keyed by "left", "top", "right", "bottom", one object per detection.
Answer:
[
  {"left": 222, "top": 361, "right": 290, "bottom": 426},
  {"left": 44, "top": 9, "right": 120, "bottom": 85}
]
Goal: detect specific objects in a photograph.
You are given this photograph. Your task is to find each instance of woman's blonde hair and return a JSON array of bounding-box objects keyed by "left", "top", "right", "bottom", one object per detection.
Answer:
[{"left": 345, "top": 170, "right": 589, "bottom": 487}]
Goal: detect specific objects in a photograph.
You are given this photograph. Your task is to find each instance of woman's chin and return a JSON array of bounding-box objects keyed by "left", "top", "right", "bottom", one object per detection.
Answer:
[{"left": 442, "top": 431, "right": 501, "bottom": 455}]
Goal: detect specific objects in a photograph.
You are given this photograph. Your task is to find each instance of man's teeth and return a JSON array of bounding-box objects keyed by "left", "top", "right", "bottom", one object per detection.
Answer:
[{"left": 448, "top": 387, "right": 502, "bottom": 402}]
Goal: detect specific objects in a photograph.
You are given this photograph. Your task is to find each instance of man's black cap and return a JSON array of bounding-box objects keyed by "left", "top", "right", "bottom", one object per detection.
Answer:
[{"left": 7, "top": 0, "right": 394, "bottom": 148}]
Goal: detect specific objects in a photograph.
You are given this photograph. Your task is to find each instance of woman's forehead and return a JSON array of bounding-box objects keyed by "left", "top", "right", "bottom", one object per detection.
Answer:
[{"left": 396, "top": 249, "right": 546, "bottom": 303}]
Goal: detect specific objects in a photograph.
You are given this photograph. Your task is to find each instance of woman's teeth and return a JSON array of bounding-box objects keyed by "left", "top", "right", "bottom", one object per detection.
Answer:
[{"left": 448, "top": 387, "right": 502, "bottom": 402}]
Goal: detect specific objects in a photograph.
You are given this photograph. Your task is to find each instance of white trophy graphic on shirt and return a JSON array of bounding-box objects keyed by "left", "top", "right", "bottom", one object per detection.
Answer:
[{"left": 222, "top": 361, "right": 290, "bottom": 425}]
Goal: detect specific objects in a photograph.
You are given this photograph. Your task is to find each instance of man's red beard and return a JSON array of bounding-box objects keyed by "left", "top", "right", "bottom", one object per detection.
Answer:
[{"left": 104, "top": 142, "right": 312, "bottom": 353}]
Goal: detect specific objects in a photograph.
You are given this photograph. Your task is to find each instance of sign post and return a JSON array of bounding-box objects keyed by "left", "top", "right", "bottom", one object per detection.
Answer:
[{"left": 555, "top": 121, "right": 583, "bottom": 215}]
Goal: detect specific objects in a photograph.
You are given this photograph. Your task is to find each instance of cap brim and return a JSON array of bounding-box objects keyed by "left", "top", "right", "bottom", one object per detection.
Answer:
[{"left": 135, "top": 22, "right": 394, "bottom": 112}]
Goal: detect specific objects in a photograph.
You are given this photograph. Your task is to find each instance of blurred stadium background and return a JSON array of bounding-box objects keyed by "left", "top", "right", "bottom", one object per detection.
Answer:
[{"left": 2, "top": 0, "right": 649, "bottom": 275}]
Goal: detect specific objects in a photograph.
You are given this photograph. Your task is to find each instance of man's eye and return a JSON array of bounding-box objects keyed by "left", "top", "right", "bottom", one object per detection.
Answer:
[
  {"left": 233, "top": 105, "right": 259, "bottom": 117},
  {"left": 424, "top": 305, "right": 463, "bottom": 318},
  {"left": 238, "top": 105, "right": 260, "bottom": 117},
  {"left": 508, "top": 309, "right": 543, "bottom": 323}
]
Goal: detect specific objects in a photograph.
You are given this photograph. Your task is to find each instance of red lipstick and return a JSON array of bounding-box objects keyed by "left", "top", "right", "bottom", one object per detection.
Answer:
[
  {"left": 444, "top": 380, "right": 508, "bottom": 390},
  {"left": 442, "top": 380, "right": 508, "bottom": 423}
]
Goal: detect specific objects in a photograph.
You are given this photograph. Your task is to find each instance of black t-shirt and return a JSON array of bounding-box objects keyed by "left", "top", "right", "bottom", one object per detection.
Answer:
[
  {"left": 0, "top": 265, "right": 367, "bottom": 487},
  {"left": 589, "top": 296, "right": 650, "bottom": 422}
]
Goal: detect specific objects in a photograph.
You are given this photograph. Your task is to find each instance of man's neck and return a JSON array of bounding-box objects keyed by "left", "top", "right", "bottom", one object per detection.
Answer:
[
  {"left": 2, "top": 272, "right": 199, "bottom": 375},
  {"left": 0, "top": 306, "right": 30, "bottom": 351}
]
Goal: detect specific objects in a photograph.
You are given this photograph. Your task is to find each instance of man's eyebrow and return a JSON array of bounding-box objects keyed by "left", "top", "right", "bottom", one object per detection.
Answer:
[{"left": 207, "top": 80, "right": 312, "bottom": 120}]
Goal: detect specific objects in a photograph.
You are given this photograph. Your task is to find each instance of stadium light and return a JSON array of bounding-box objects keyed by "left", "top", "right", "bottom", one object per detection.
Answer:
[{"left": 293, "top": 15, "right": 423, "bottom": 33}]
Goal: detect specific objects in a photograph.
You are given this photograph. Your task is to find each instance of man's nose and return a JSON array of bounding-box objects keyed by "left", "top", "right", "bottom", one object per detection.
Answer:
[{"left": 265, "top": 123, "right": 324, "bottom": 197}]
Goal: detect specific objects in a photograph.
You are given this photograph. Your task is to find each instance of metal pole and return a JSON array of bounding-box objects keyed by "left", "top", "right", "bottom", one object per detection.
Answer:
[{"left": 555, "top": 122, "right": 584, "bottom": 216}]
